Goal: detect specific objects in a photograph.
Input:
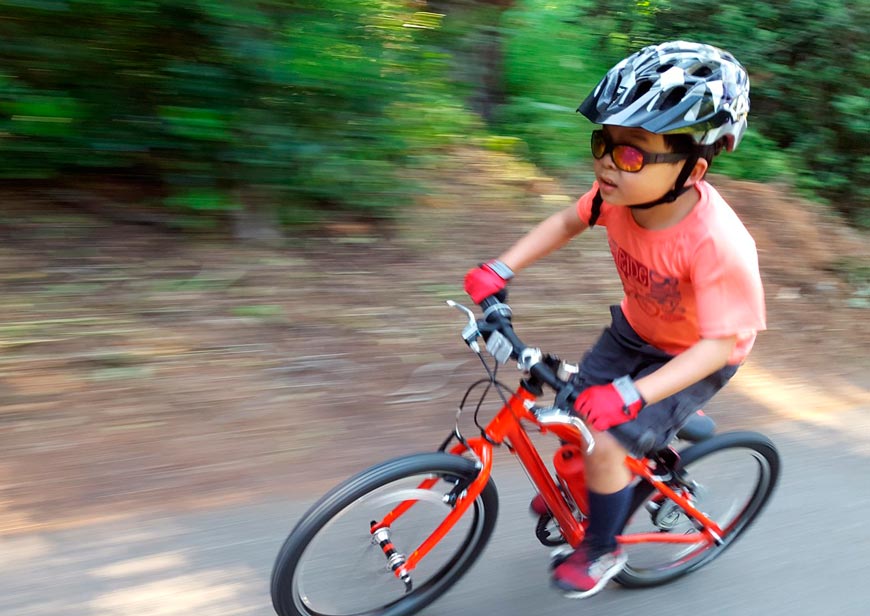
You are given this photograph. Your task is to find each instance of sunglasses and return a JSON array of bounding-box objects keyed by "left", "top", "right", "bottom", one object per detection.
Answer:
[{"left": 591, "top": 129, "right": 689, "bottom": 173}]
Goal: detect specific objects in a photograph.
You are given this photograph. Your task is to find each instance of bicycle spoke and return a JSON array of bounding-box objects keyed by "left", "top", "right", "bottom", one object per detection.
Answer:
[
  {"left": 616, "top": 433, "right": 778, "bottom": 588},
  {"left": 281, "top": 459, "right": 496, "bottom": 616}
]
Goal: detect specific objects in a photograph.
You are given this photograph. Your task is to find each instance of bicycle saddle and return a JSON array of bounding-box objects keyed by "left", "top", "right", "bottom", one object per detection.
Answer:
[{"left": 676, "top": 411, "right": 716, "bottom": 442}]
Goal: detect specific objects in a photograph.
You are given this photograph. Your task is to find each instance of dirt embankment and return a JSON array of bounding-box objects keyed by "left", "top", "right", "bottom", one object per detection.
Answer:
[{"left": 0, "top": 159, "right": 868, "bottom": 533}]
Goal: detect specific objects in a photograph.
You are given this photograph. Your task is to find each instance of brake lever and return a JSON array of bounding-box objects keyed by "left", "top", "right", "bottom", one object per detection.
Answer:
[{"left": 446, "top": 300, "right": 481, "bottom": 353}]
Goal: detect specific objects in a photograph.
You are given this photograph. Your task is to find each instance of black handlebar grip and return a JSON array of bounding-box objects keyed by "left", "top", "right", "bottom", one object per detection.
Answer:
[
  {"left": 480, "top": 293, "right": 512, "bottom": 325},
  {"left": 553, "top": 380, "right": 578, "bottom": 410},
  {"left": 479, "top": 290, "right": 508, "bottom": 313},
  {"left": 479, "top": 295, "right": 499, "bottom": 312}
]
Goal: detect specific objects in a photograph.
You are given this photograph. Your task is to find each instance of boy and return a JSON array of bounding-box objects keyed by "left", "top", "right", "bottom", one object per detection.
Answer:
[{"left": 464, "top": 41, "right": 765, "bottom": 598}]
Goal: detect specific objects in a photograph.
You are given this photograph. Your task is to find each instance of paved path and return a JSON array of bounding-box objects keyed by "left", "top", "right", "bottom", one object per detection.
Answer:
[{"left": 2, "top": 408, "right": 869, "bottom": 616}]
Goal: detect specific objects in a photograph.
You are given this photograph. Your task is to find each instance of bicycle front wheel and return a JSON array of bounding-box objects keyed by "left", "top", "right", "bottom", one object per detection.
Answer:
[
  {"left": 616, "top": 431, "right": 780, "bottom": 588},
  {"left": 271, "top": 452, "right": 499, "bottom": 616}
]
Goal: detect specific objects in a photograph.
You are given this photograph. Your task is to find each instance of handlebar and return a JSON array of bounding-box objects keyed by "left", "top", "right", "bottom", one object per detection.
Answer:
[
  {"left": 463, "top": 295, "right": 655, "bottom": 455},
  {"left": 477, "top": 295, "right": 574, "bottom": 398},
  {"left": 471, "top": 295, "right": 594, "bottom": 453}
]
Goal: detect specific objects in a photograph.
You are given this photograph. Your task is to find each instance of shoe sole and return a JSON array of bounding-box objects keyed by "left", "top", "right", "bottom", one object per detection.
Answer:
[{"left": 552, "top": 552, "right": 628, "bottom": 599}]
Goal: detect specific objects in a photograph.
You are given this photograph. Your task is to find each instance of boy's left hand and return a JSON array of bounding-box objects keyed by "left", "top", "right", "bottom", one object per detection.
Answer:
[{"left": 573, "top": 376, "right": 646, "bottom": 431}]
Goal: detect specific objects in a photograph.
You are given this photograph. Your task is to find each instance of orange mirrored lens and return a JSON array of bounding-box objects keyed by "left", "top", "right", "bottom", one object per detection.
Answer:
[
  {"left": 591, "top": 130, "right": 645, "bottom": 172},
  {"left": 613, "top": 146, "right": 644, "bottom": 172},
  {"left": 591, "top": 131, "right": 606, "bottom": 158}
]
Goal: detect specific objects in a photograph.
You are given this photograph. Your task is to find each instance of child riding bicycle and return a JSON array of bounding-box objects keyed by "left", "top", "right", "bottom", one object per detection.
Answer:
[{"left": 464, "top": 41, "right": 766, "bottom": 599}]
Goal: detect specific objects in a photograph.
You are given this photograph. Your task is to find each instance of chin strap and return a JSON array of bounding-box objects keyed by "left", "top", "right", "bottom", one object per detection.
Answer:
[
  {"left": 588, "top": 149, "right": 713, "bottom": 227},
  {"left": 628, "top": 153, "right": 699, "bottom": 210}
]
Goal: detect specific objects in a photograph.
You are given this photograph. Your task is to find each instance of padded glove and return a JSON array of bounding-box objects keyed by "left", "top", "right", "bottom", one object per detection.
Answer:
[
  {"left": 464, "top": 260, "right": 514, "bottom": 304},
  {"left": 574, "top": 376, "right": 646, "bottom": 431}
]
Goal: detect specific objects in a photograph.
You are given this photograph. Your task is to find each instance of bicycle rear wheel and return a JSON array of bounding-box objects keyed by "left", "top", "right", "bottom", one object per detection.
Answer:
[
  {"left": 271, "top": 452, "right": 498, "bottom": 616},
  {"left": 616, "top": 431, "right": 779, "bottom": 588}
]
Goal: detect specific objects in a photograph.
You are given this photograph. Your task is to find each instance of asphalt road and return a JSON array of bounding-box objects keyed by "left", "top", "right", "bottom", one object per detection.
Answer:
[{"left": 2, "top": 407, "right": 869, "bottom": 616}]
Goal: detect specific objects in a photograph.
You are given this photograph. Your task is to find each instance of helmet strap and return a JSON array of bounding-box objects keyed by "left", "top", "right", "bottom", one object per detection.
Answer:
[{"left": 628, "top": 154, "right": 699, "bottom": 210}]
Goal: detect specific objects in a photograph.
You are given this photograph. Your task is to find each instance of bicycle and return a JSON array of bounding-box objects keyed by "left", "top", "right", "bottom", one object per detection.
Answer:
[{"left": 270, "top": 296, "right": 780, "bottom": 616}]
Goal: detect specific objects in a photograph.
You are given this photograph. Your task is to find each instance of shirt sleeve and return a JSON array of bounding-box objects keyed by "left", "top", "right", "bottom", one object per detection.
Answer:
[{"left": 691, "top": 235, "right": 767, "bottom": 340}]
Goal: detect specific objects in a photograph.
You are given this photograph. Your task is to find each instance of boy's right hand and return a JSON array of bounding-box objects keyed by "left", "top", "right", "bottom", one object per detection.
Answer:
[{"left": 464, "top": 260, "right": 514, "bottom": 304}]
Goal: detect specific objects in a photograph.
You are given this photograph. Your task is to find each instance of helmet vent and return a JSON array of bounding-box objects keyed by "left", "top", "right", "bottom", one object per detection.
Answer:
[
  {"left": 660, "top": 86, "right": 687, "bottom": 110},
  {"left": 634, "top": 80, "right": 653, "bottom": 99}
]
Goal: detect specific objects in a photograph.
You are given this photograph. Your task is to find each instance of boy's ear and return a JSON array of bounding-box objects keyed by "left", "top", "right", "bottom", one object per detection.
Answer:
[{"left": 687, "top": 157, "right": 709, "bottom": 185}]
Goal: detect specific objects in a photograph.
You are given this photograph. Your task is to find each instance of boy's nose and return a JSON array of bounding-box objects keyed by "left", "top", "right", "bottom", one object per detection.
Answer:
[{"left": 598, "top": 152, "right": 618, "bottom": 171}]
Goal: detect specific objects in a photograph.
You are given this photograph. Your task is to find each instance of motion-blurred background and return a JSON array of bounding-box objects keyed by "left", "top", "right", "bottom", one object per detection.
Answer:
[{"left": 1, "top": 1, "right": 868, "bottom": 615}]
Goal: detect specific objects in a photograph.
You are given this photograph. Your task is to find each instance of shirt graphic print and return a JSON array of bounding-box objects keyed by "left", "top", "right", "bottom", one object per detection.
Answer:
[{"left": 576, "top": 180, "right": 766, "bottom": 364}]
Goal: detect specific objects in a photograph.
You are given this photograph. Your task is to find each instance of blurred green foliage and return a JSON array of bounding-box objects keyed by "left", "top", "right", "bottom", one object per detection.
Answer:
[
  {"left": 0, "top": 0, "right": 866, "bottom": 229},
  {"left": 497, "top": 0, "right": 796, "bottom": 184},
  {"left": 0, "top": 0, "right": 478, "bottom": 228},
  {"left": 497, "top": 1, "right": 617, "bottom": 173}
]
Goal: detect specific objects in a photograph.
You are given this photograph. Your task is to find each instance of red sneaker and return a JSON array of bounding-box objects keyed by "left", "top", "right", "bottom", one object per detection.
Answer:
[{"left": 551, "top": 547, "right": 627, "bottom": 598}]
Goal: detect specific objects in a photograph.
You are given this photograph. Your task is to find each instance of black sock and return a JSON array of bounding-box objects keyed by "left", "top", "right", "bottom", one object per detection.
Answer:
[{"left": 583, "top": 486, "right": 633, "bottom": 556}]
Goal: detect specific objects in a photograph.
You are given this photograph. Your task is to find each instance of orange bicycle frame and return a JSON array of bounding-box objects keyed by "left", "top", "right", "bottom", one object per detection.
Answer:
[{"left": 371, "top": 382, "right": 724, "bottom": 582}]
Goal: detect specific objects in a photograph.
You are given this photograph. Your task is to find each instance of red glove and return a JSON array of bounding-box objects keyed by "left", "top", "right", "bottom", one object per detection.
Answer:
[
  {"left": 464, "top": 260, "right": 514, "bottom": 304},
  {"left": 573, "top": 376, "right": 646, "bottom": 431}
]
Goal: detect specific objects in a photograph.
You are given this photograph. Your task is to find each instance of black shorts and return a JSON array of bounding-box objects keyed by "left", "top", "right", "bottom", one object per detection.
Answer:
[{"left": 574, "top": 305, "right": 738, "bottom": 456}]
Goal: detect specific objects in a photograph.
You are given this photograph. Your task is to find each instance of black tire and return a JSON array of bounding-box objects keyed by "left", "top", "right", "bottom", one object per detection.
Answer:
[
  {"left": 271, "top": 452, "right": 499, "bottom": 616},
  {"left": 615, "top": 431, "right": 780, "bottom": 588}
]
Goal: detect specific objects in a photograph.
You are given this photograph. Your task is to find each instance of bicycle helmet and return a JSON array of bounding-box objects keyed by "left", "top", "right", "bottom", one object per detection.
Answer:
[{"left": 578, "top": 41, "right": 750, "bottom": 152}]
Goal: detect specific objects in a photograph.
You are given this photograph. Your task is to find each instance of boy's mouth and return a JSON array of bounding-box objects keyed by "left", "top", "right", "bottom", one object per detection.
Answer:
[{"left": 598, "top": 176, "right": 617, "bottom": 189}]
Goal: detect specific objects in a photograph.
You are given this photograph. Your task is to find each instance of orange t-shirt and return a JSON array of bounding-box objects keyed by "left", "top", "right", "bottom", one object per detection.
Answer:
[{"left": 576, "top": 180, "right": 766, "bottom": 364}]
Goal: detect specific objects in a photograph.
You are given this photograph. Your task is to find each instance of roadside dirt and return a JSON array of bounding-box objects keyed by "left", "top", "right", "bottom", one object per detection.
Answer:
[{"left": 1, "top": 154, "right": 868, "bottom": 534}]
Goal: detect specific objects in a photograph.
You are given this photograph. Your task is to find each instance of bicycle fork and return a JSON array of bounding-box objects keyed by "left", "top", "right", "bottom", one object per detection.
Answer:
[
  {"left": 370, "top": 524, "right": 413, "bottom": 592},
  {"left": 368, "top": 437, "right": 494, "bottom": 592},
  {"left": 367, "top": 471, "right": 472, "bottom": 593}
]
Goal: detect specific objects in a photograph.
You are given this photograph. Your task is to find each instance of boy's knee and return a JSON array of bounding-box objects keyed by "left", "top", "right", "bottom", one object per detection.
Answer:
[
  {"left": 584, "top": 429, "right": 632, "bottom": 491},
  {"left": 585, "top": 429, "right": 628, "bottom": 466}
]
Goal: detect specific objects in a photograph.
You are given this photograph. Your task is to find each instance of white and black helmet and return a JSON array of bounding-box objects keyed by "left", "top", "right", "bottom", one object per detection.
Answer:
[{"left": 578, "top": 41, "right": 750, "bottom": 152}]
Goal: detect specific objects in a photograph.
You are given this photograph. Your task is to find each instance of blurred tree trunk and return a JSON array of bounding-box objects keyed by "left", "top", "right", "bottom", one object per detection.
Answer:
[
  {"left": 470, "top": 20, "right": 504, "bottom": 122},
  {"left": 430, "top": 0, "right": 515, "bottom": 123},
  {"left": 232, "top": 188, "right": 284, "bottom": 245}
]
